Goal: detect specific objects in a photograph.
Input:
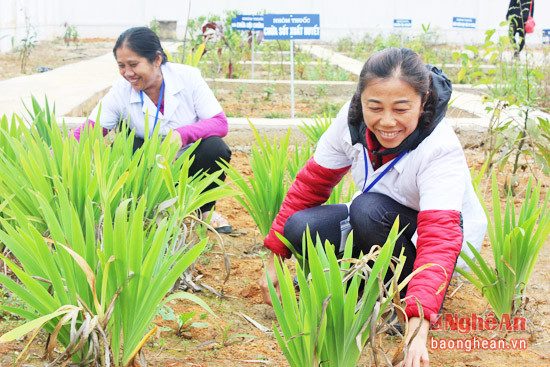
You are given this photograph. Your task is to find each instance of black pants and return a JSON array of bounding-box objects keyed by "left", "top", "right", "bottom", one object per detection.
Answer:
[
  {"left": 133, "top": 135, "right": 231, "bottom": 212},
  {"left": 508, "top": 15, "right": 526, "bottom": 53},
  {"left": 284, "top": 192, "right": 418, "bottom": 292}
]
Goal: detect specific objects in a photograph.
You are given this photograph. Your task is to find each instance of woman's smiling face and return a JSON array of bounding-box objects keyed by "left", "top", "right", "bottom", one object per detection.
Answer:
[
  {"left": 115, "top": 44, "right": 161, "bottom": 92},
  {"left": 361, "top": 77, "right": 424, "bottom": 149}
]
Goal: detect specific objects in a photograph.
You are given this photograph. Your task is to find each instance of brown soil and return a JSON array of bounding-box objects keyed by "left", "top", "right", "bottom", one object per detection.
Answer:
[{"left": 1, "top": 42, "right": 549, "bottom": 367}]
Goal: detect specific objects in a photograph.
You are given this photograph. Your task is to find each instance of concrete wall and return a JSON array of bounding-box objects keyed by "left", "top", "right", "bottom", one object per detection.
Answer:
[{"left": 1, "top": 0, "right": 550, "bottom": 53}]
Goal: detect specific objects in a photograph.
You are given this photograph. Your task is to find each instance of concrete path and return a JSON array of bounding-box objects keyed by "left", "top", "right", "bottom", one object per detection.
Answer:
[{"left": 0, "top": 53, "right": 119, "bottom": 119}]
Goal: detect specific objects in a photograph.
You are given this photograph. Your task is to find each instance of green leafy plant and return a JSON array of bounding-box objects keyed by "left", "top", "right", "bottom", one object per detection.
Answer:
[
  {"left": 0, "top": 196, "right": 213, "bottom": 366},
  {"left": 456, "top": 173, "right": 550, "bottom": 320},
  {"left": 287, "top": 142, "right": 312, "bottom": 182},
  {"left": 167, "top": 42, "right": 207, "bottom": 67},
  {"left": 221, "top": 122, "right": 291, "bottom": 237},
  {"left": 304, "top": 60, "right": 352, "bottom": 82},
  {"left": 453, "top": 27, "right": 549, "bottom": 186},
  {"left": 314, "top": 84, "right": 328, "bottom": 98},
  {"left": 263, "top": 83, "right": 276, "bottom": 101},
  {"left": 534, "top": 117, "right": 550, "bottom": 173},
  {"left": 0, "top": 100, "right": 234, "bottom": 365},
  {"left": 325, "top": 178, "right": 357, "bottom": 206},
  {"left": 267, "top": 220, "right": 416, "bottom": 366},
  {"left": 63, "top": 23, "right": 79, "bottom": 46},
  {"left": 149, "top": 18, "right": 160, "bottom": 36},
  {"left": 197, "top": 320, "right": 256, "bottom": 349},
  {"left": 299, "top": 115, "right": 332, "bottom": 146},
  {"left": 0, "top": 99, "right": 234, "bottom": 230},
  {"left": 19, "top": 13, "right": 37, "bottom": 73}
]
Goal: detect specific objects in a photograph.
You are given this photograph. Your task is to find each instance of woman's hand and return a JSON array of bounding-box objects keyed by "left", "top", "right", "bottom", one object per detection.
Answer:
[
  {"left": 258, "top": 252, "right": 282, "bottom": 306},
  {"left": 168, "top": 130, "right": 182, "bottom": 147},
  {"left": 398, "top": 316, "right": 430, "bottom": 367}
]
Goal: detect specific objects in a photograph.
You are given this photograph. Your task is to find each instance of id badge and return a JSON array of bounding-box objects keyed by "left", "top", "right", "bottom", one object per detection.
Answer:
[{"left": 339, "top": 216, "right": 352, "bottom": 253}]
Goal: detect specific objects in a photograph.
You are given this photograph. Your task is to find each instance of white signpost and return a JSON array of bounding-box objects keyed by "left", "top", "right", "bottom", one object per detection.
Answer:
[{"left": 263, "top": 14, "right": 321, "bottom": 118}]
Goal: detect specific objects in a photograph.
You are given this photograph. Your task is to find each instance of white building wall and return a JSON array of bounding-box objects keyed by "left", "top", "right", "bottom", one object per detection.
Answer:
[{"left": 1, "top": 0, "right": 549, "bottom": 53}]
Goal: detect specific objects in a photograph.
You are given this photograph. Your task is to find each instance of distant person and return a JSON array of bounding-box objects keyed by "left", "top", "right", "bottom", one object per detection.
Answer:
[
  {"left": 507, "top": 0, "right": 535, "bottom": 57},
  {"left": 72, "top": 27, "right": 232, "bottom": 233},
  {"left": 258, "top": 47, "right": 487, "bottom": 367}
]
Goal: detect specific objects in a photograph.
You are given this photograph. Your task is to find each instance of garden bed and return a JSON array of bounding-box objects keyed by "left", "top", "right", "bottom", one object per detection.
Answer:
[
  {"left": 1, "top": 128, "right": 549, "bottom": 367},
  {"left": 67, "top": 79, "right": 478, "bottom": 120}
]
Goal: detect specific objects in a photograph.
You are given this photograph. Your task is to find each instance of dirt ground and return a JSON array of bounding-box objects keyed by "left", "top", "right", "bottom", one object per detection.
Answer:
[{"left": 1, "top": 41, "right": 549, "bottom": 367}]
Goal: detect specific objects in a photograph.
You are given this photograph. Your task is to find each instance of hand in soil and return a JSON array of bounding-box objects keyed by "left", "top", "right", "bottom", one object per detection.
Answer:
[
  {"left": 398, "top": 317, "right": 430, "bottom": 367},
  {"left": 258, "top": 252, "right": 282, "bottom": 306}
]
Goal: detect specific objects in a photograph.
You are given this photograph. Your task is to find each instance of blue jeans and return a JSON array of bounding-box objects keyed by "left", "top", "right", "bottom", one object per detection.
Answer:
[{"left": 284, "top": 192, "right": 418, "bottom": 287}]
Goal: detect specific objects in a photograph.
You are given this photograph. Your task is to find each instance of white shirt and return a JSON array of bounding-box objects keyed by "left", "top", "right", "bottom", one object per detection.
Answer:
[
  {"left": 314, "top": 101, "right": 487, "bottom": 269},
  {"left": 90, "top": 63, "right": 222, "bottom": 138}
]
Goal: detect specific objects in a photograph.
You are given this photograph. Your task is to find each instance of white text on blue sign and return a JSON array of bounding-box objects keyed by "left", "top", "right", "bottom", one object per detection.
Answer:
[
  {"left": 393, "top": 19, "right": 412, "bottom": 28},
  {"left": 231, "top": 15, "right": 264, "bottom": 31},
  {"left": 263, "top": 14, "right": 320, "bottom": 40},
  {"left": 452, "top": 17, "right": 476, "bottom": 29}
]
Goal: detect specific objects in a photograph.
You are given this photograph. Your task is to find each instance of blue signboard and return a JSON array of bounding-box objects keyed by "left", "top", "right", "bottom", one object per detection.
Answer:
[
  {"left": 543, "top": 29, "right": 550, "bottom": 45},
  {"left": 263, "top": 14, "right": 320, "bottom": 40},
  {"left": 393, "top": 19, "right": 412, "bottom": 28},
  {"left": 231, "top": 15, "right": 264, "bottom": 31},
  {"left": 452, "top": 17, "right": 476, "bottom": 29}
]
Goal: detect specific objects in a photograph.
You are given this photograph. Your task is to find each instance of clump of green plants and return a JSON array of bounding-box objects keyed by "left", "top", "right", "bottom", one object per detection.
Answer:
[
  {"left": 304, "top": 59, "right": 354, "bottom": 81},
  {"left": 157, "top": 306, "right": 210, "bottom": 338},
  {"left": 180, "top": 10, "right": 261, "bottom": 79},
  {"left": 299, "top": 115, "right": 332, "bottom": 145},
  {"left": 221, "top": 122, "right": 291, "bottom": 237},
  {"left": 267, "top": 221, "right": 428, "bottom": 366},
  {"left": 197, "top": 319, "right": 256, "bottom": 349},
  {"left": 334, "top": 26, "right": 446, "bottom": 66},
  {"left": 149, "top": 18, "right": 160, "bottom": 36},
  {"left": 259, "top": 39, "right": 290, "bottom": 78},
  {"left": 0, "top": 99, "right": 234, "bottom": 365},
  {"left": 63, "top": 23, "right": 79, "bottom": 46},
  {"left": 453, "top": 27, "right": 550, "bottom": 187},
  {"left": 263, "top": 83, "right": 276, "bottom": 101},
  {"left": 0, "top": 198, "right": 212, "bottom": 365},
  {"left": 457, "top": 172, "right": 550, "bottom": 320},
  {"left": 19, "top": 12, "right": 37, "bottom": 73}
]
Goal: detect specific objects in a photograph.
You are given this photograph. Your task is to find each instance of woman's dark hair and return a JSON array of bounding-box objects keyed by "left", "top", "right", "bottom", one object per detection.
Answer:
[
  {"left": 113, "top": 27, "right": 168, "bottom": 64},
  {"left": 348, "top": 47, "right": 438, "bottom": 131}
]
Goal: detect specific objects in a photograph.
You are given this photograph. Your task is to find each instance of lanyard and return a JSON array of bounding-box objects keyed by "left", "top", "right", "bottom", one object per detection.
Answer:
[
  {"left": 362, "top": 148, "right": 408, "bottom": 193},
  {"left": 139, "top": 79, "right": 165, "bottom": 137}
]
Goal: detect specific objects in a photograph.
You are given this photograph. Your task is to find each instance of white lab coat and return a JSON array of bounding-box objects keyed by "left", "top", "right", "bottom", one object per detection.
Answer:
[{"left": 90, "top": 63, "right": 222, "bottom": 139}]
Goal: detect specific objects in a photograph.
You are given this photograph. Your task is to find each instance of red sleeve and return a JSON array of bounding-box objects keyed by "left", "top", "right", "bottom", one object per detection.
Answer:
[
  {"left": 71, "top": 120, "right": 109, "bottom": 142},
  {"left": 404, "top": 209, "right": 462, "bottom": 320},
  {"left": 264, "top": 157, "right": 350, "bottom": 258}
]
